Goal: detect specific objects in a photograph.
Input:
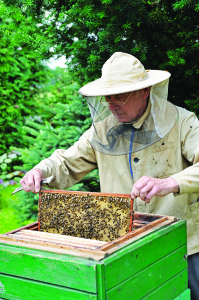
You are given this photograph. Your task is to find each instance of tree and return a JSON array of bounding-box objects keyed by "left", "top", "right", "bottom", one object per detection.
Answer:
[
  {"left": 0, "top": 2, "right": 53, "bottom": 154},
  {"left": 3, "top": 0, "right": 199, "bottom": 113}
]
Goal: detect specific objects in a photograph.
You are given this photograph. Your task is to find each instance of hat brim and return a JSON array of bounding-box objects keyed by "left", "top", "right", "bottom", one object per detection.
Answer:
[{"left": 79, "top": 70, "right": 171, "bottom": 96}]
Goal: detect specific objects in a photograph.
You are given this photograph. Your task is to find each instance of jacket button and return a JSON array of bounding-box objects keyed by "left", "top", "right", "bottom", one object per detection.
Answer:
[{"left": 134, "top": 157, "right": 139, "bottom": 163}]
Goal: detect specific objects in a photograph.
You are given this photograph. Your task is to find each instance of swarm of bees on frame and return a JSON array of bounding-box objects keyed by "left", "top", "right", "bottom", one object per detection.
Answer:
[{"left": 38, "top": 192, "right": 132, "bottom": 242}]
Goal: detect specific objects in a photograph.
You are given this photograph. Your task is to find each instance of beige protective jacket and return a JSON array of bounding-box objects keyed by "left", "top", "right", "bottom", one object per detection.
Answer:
[{"left": 35, "top": 103, "right": 199, "bottom": 256}]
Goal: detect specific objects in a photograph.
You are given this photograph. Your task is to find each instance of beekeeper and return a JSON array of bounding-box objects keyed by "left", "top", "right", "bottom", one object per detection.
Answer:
[{"left": 20, "top": 52, "right": 199, "bottom": 298}]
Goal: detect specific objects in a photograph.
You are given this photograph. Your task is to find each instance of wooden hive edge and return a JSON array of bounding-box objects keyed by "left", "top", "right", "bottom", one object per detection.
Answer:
[
  {"left": 98, "top": 216, "right": 177, "bottom": 252},
  {"left": 4, "top": 221, "right": 39, "bottom": 234},
  {"left": 12, "top": 230, "right": 106, "bottom": 250},
  {"left": 0, "top": 238, "right": 106, "bottom": 261},
  {"left": 0, "top": 233, "right": 106, "bottom": 257}
]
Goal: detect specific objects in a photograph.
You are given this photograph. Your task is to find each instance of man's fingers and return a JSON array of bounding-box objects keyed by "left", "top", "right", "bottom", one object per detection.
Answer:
[
  {"left": 20, "top": 173, "right": 31, "bottom": 192},
  {"left": 33, "top": 173, "right": 43, "bottom": 193},
  {"left": 20, "top": 169, "right": 44, "bottom": 194},
  {"left": 27, "top": 173, "right": 36, "bottom": 192},
  {"left": 139, "top": 181, "right": 154, "bottom": 201},
  {"left": 131, "top": 176, "right": 180, "bottom": 203},
  {"left": 131, "top": 176, "right": 149, "bottom": 200},
  {"left": 20, "top": 180, "right": 28, "bottom": 192},
  {"left": 131, "top": 187, "right": 140, "bottom": 199},
  {"left": 131, "top": 176, "right": 163, "bottom": 203}
]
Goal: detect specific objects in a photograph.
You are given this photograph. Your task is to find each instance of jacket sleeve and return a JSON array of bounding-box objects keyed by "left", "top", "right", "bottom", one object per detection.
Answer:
[
  {"left": 33, "top": 127, "right": 97, "bottom": 190},
  {"left": 171, "top": 109, "right": 199, "bottom": 195}
]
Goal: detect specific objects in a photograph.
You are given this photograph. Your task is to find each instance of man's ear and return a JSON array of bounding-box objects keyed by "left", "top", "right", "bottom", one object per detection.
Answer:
[{"left": 143, "top": 87, "right": 151, "bottom": 99}]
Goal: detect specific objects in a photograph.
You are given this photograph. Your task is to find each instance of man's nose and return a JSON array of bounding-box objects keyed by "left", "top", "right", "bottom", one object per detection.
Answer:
[{"left": 108, "top": 102, "right": 120, "bottom": 111}]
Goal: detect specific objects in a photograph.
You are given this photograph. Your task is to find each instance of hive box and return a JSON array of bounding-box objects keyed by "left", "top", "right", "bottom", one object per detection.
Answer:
[{"left": 0, "top": 190, "right": 190, "bottom": 300}]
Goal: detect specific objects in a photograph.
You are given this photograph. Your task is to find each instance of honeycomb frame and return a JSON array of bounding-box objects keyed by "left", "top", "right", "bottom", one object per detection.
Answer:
[{"left": 38, "top": 189, "right": 133, "bottom": 242}]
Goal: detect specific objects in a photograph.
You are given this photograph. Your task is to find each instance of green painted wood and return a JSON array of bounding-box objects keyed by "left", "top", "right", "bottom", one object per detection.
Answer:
[
  {"left": 0, "top": 273, "right": 97, "bottom": 300},
  {"left": 174, "top": 289, "right": 191, "bottom": 300},
  {"left": 141, "top": 269, "right": 188, "bottom": 300},
  {"left": 96, "top": 264, "right": 106, "bottom": 300},
  {"left": 104, "top": 220, "right": 186, "bottom": 290},
  {"left": 0, "top": 243, "right": 97, "bottom": 293},
  {"left": 106, "top": 245, "right": 187, "bottom": 300},
  {"left": 0, "top": 219, "right": 188, "bottom": 300}
]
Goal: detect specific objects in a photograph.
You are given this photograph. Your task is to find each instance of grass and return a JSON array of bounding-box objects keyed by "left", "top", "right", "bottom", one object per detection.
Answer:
[{"left": 0, "top": 184, "right": 22, "bottom": 233}]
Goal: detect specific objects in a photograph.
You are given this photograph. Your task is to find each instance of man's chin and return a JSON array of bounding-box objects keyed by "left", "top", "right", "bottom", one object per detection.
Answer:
[{"left": 115, "top": 115, "right": 131, "bottom": 123}]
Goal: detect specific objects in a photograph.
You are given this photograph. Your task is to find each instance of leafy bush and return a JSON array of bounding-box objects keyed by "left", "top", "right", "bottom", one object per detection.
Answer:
[
  {"left": 0, "top": 151, "right": 25, "bottom": 187},
  {"left": 0, "top": 3, "right": 52, "bottom": 154}
]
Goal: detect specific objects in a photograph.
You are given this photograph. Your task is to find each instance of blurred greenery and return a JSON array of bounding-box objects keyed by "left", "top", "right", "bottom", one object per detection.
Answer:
[
  {"left": 3, "top": 0, "right": 199, "bottom": 111},
  {"left": 0, "top": 185, "right": 21, "bottom": 233},
  {"left": 0, "top": 151, "right": 24, "bottom": 187},
  {"left": 0, "top": 2, "right": 52, "bottom": 154}
]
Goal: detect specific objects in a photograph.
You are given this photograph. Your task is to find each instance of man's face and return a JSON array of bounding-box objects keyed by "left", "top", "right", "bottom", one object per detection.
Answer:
[{"left": 105, "top": 88, "right": 150, "bottom": 123}]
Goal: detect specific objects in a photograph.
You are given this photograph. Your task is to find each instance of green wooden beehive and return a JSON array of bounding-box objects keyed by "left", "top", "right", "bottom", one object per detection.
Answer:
[{"left": 0, "top": 190, "right": 190, "bottom": 300}]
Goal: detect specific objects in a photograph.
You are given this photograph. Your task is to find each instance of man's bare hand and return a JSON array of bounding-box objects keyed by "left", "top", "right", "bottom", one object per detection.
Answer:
[
  {"left": 20, "top": 169, "right": 44, "bottom": 194},
  {"left": 131, "top": 176, "right": 179, "bottom": 203}
]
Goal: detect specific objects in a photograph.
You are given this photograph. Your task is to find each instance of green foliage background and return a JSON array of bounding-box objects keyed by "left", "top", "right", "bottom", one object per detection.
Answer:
[
  {"left": 4, "top": 0, "right": 199, "bottom": 111},
  {"left": 0, "top": 3, "right": 53, "bottom": 153},
  {"left": 0, "top": 0, "right": 199, "bottom": 231}
]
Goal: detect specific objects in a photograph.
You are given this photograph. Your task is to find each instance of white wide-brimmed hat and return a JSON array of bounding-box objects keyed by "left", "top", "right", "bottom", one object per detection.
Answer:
[{"left": 79, "top": 52, "right": 171, "bottom": 96}]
